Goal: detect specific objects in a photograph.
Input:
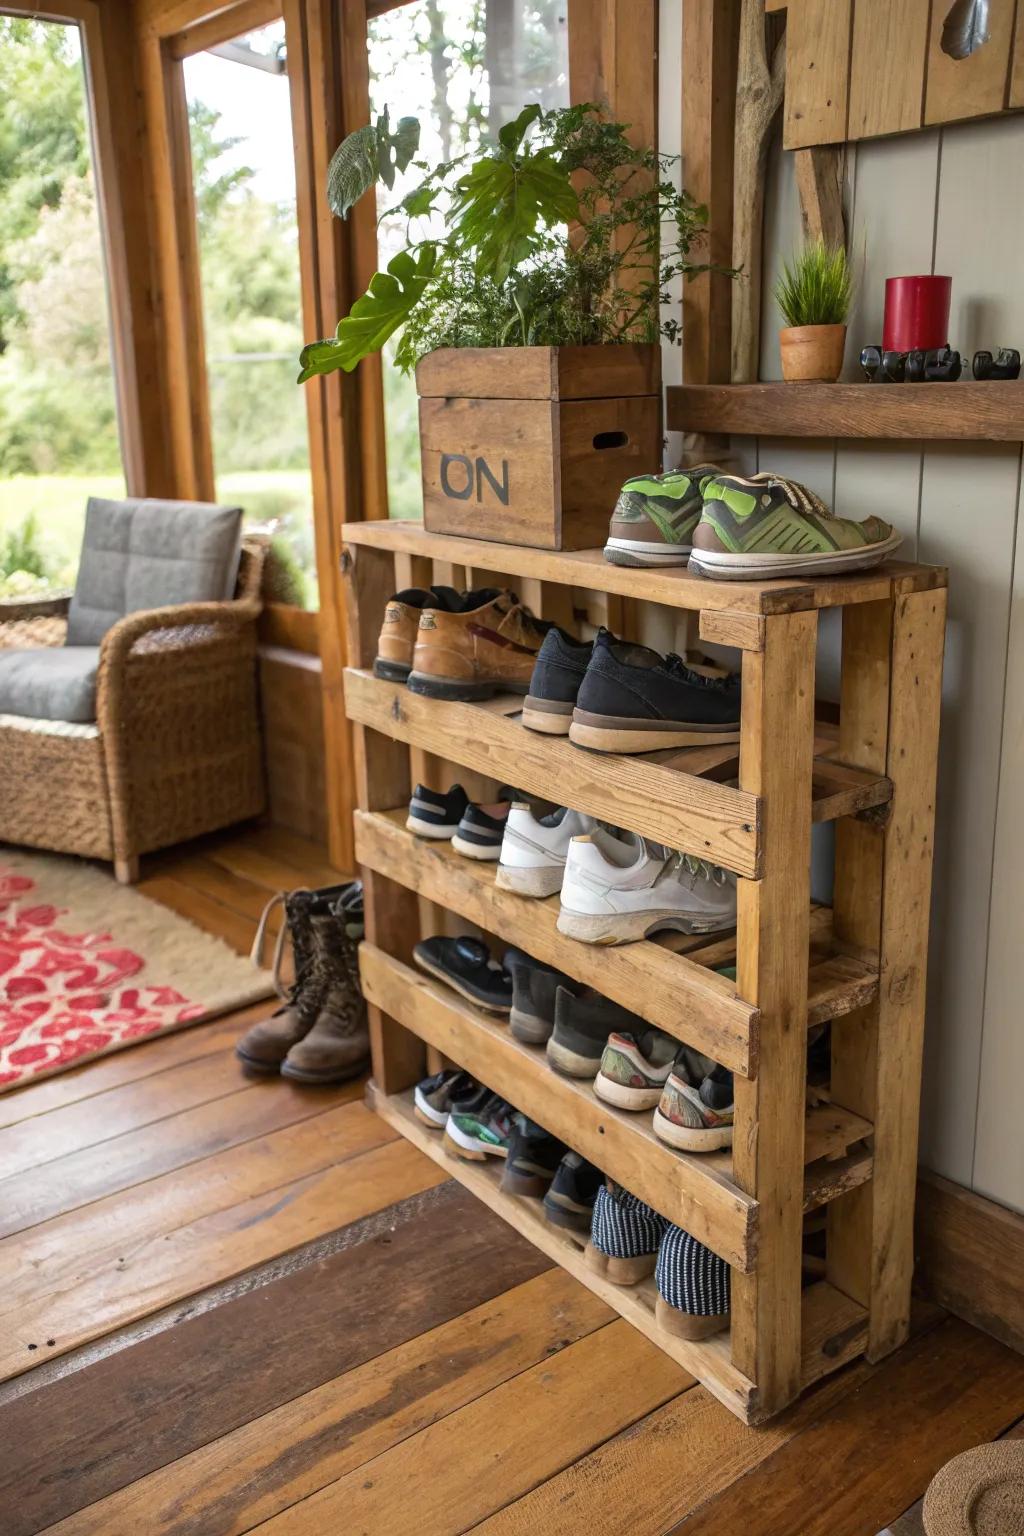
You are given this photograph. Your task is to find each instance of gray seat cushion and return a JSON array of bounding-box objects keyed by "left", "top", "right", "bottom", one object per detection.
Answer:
[
  {"left": 66, "top": 498, "right": 243, "bottom": 646},
  {"left": 0, "top": 647, "right": 100, "bottom": 723}
]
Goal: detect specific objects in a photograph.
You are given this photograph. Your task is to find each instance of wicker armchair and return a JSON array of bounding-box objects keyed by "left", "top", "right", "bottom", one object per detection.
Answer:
[{"left": 0, "top": 540, "right": 267, "bottom": 883}]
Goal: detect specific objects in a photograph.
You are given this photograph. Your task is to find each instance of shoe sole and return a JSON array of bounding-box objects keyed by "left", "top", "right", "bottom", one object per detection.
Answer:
[
  {"left": 509, "top": 1007, "right": 554, "bottom": 1044},
  {"left": 594, "top": 1071, "right": 666, "bottom": 1111},
  {"left": 443, "top": 1121, "right": 509, "bottom": 1161},
  {"left": 688, "top": 530, "right": 903, "bottom": 582},
  {"left": 373, "top": 658, "right": 411, "bottom": 683},
  {"left": 651, "top": 1107, "right": 734, "bottom": 1151},
  {"left": 570, "top": 709, "right": 740, "bottom": 754},
  {"left": 234, "top": 1048, "right": 283, "bottom": 1076},
  {"left": 546, "top": 1036, "right": 602, "bottom": 1078},
  {"left": 556, "top": 907, "right": 735, "bottom": 945},
  {"left": 279, "top": 1055, "right": 370, "bottom": 1084},
  {"left": 521, "top": 697, "right": 573, "bottom": 734},
  {"left": 584, "top": 1241, "right": 656, "bottom": 1286},
  {"left": 495, "top": 863, "right": 564, "bottom": 898},
  {"left": 450, "top": 834, "right": 502, "bottom": 861},
  {"left": 655, "top": 1296, "right": 730, "bottom": 1339},
  {"left": 603, "top": 538, "right": 691, "bottom": 567},
  {"left": 405, "top": 815, "right": 457, "bottom": 839},
  {"left": 407, "top": 672, "right": 530, "bottom": 701},
  {"left": 413, "top": 1087, "right": 450, "bottom": 1128},
  {"left": 413, "top": 949, "right": 512, "bottom": 1014}
]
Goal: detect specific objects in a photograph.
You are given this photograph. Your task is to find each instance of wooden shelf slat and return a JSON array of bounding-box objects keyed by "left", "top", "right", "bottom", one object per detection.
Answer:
[
  {"left": 344, "top": 669, "right": 762, "bottom": 877},
  {"left": 340, "top": 518, "right": 943, "bottom": 613},
  {"left": 354, "top": 809, "right": 881, "bottom": 1075},
  {"left": 358, "top": 945, "right": 876, "bottom": 1267},
  {"left": 666, "top": 379, "right": 1024, "bottom": 441},
  {"left": 369, "top": 1084, "right": 870, "bottom": 1425}
]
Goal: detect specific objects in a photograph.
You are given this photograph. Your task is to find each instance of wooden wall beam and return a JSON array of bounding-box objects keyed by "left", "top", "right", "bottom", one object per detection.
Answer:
[
  {"left": 731, "top": 0, "right": 786, "bottom": 383},
  {"left": 680, "top": 0, "right": 740, "bottom": 385},
  {"left": 794, "top": 144, "right": 846, "bottom": 249}
]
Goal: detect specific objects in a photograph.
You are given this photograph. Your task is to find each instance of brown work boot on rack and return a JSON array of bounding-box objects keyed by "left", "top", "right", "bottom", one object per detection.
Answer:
[
  {"left": 407, "top": 589, "right": 550, "bottom": 701},
  {"left": 281, "top": 885, "right": 369, "bottom": 1084}
]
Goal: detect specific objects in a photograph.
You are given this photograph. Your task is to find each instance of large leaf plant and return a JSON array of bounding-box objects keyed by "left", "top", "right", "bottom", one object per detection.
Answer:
[{"left": 298, "top": 101, "right": 717, "bottom": 382}]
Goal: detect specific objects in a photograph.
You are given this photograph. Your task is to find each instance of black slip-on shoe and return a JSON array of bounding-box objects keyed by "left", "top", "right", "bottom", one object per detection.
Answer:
[
  {"left": 406, "top": 782, "right": 471, "bottom": 839},
  {"left": 546, "top": 985, "right": 646, "bottom": 1079},
  {"left": 504, "top": 954, "right": 578, "bottom": 1045},
  {"left": 522, "top": 629, "right": 595, "bottom": 736},
  {"left": 413, "top": 935, "right": 514, "bottom": 1013},
  {"left": 543, "top": 1151, "right": 604, "bottom": 1233},
  {"left": 569, "top": 628, "right": 741, "bottom": 754},
  {"left": 500, "top": 1114, "right": 566, "bottom": 1196}
]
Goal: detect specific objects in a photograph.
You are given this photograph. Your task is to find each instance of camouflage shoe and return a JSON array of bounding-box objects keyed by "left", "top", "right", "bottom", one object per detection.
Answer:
[
  {"left": 603, "top": 465, "right": 722, "bottom": 567},
  {"left": 690, "top": 473, "right": 902, "bottom": 581}
]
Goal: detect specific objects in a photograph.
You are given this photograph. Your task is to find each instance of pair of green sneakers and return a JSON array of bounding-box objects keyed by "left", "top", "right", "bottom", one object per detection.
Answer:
[{"left": 604, "top": 465, "right": 901, "bottom": 581}]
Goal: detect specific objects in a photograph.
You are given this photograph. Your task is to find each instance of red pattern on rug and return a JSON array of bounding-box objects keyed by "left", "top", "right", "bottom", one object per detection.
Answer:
[{"left": 0, "top": 865, "right": 206, "bottom": 1087}]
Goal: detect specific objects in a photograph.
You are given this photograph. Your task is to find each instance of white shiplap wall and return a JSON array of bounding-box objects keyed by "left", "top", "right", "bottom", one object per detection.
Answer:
[{"left": 663, "top": 3, "right": 1024, "bottom": 1212}]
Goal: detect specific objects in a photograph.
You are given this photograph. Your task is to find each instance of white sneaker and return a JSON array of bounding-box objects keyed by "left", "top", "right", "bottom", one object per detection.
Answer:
[
  {"left": 495, "top": 804, "right": 601, "bottom": 898},
  {"left": 557, "top": 826, "right": 736, "bottom": 944}
]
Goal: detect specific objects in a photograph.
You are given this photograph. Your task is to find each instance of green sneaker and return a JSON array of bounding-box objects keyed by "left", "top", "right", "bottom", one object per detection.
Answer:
[
  {"left": 443, "top": 1092, "right": 514, "bottom": 1162},
  {"left": 690, "top": 473, "right": 901, "bottom": 581},
  {"left": 603, "top": 465, "right": 722, "bottom": 567}
]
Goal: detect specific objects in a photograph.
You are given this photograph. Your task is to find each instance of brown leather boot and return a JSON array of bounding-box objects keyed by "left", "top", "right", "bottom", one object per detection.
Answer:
[
  {"left": 235, "top": 889, "right": 320, "bottom": 1073},
  {"left": 372, "top": 585, "right": 463, "bottom": 683},
  {"left": 407, "top": 590, "right": 550, "bottom": 700},
  {"left": 281, "top": 888, "right": 369, "bottom": 1083}
]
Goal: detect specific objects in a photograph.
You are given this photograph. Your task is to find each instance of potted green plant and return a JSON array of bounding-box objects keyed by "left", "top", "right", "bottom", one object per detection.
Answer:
[
  {"left": 774, "top": 240, "right": 852, "bottom": 383},
  {"left": 298, "top": 103, "right": 720, "bottom": 549}
]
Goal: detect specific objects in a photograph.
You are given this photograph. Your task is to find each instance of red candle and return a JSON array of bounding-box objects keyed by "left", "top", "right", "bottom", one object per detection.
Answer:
[{"left": 883, "top": 275, "right": 952, "bottom": 353}]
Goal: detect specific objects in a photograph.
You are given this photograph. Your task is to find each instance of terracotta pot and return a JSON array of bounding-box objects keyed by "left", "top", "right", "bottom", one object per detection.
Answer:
[{"left": 779, "top": 323, "right": 847, "bottom": 383}]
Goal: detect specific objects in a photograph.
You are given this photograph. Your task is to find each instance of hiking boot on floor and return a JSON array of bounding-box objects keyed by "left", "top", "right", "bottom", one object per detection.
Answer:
[
  {"left": 546, "top": 986, "right": 642, "bottom": 1079},
  {"left": 522, "top": 629, "right": 594, "bottom": 735},
  {"left": 236, "top": 883, "right": 354, "bottom": 1074},
  {"left": 543, "top": 1151, "right": 604, "bottom": 1234},
  {"left": 500, "top": 1114, "right": 566, "bottom": 1196},
  {"left": 655, "top": 1222, "right": 730, "bottom": 1340},
  {"left": 603, "top": 465, "right": 722, "bottom": 568},
  {"left": 373, "top": 585, "right": 465, "bottom": 682},
  {"left": 690, "top": 473, "right": 902, "bottom": 582},
  {"left": 443, "top": 1091, "right": 515, "bottom": 1162},
  {"left": 407, "top": 590, "right": 551, "bottom": 701},
  {"left": 281, "top": 885, "right": 369, "bottom": 1084},
  {"left": 585, "top": 1181, "right": 666, "bottom": 1285}
]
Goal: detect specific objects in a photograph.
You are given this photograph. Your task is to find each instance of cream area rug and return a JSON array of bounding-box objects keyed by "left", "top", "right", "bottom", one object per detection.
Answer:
[{"left": 0, "top": 848, "right": 274, "bottom": 1091}]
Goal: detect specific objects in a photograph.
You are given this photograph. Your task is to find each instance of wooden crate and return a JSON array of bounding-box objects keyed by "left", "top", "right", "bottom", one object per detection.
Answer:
[
  {"left": 415, "top": 344, "right": 662, "bottom": 550},
  {"left": 339, "top": 516, "right": 947, "bottom": 1425}
]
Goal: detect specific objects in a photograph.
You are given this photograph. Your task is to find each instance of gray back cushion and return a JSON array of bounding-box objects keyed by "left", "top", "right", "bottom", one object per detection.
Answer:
[{"left": 66, "top": 498, "right": 243, "bottom": 646}]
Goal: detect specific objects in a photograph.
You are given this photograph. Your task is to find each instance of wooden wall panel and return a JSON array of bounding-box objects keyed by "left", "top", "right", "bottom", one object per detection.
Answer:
[
  {"left": 258, "top": 648, "right": 328, "bottom": 845},
  {"left": 847, "top": 0, "right": 929, "bottom": 141},
  {"left": 924, "top": 0, "right": 1016, "bottom": 126},
  {"left": 782, "top": 0, "right": 852, "bottom": 150},
  {"left": 1012, "top": 0, "right": 1024, "bottom": 107}
]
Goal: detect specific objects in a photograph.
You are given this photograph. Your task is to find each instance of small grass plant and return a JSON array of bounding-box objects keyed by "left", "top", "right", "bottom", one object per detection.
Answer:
[{"left": 774, "top": 241, "right": 852, "bottom": 329}]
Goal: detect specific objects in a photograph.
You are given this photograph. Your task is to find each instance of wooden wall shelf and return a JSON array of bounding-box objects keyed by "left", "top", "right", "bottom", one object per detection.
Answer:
[{"left": 666, "top": 380, "right": 1024, "bottom": 441}]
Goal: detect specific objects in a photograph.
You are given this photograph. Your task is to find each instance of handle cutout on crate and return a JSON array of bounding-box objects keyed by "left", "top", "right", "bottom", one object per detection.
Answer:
[{"left": 592, "top": 430, "right": 629, "bottom": 450}]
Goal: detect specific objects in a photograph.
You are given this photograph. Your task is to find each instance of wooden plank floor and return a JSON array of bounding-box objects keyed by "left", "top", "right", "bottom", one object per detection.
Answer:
[{"left": 2, "top": 825, "right": 1023, "bottom": 1535}]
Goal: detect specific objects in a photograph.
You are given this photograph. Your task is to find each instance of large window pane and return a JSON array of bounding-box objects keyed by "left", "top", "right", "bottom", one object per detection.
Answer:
[
  {"left": 184, "top": 23, "right": 317, "bottom": 608},
  {"left": 367, "top": 2, "right": 569, "bottom": 520},
  {"left": 0, "top": 18, "right": 125, "bottom": 597}
]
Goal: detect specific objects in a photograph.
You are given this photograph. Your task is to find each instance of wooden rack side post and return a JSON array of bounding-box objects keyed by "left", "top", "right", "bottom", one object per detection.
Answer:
[
  {"left": 730, "top": 608, "right": 818, "bottom": 1416},
  {"left": 342, "top": 540, "right": 426, "bottom": 1095},
  {"left": 828, "top": 583, "right": 947, "bottom": 1360}
]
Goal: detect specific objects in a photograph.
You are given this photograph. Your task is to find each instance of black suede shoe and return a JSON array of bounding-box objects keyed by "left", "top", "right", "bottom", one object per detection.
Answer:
[
  {"left": 413, "top": 936, "right": 514, "bottom": 1013},
  {"left": 546, "top": 984, "right": 647, "bottom": 1078},
  {"left": 504, "top": 954, "right": 578, "bottom": 1045},
  {"left": 500, "top": 1115, "right": 566, "bottom": 1196},
  {"left": 569, "top": 629, "right": 741, "bottom": 754},
  {"left": 522, "top": 629, "right": 594, "bottom": 736},
  {"left": 543, "top": 1151, "right": 604, "bottom": 1233},
  {"left": 406, "top": 782, "right": 470, "bottom": 839}
]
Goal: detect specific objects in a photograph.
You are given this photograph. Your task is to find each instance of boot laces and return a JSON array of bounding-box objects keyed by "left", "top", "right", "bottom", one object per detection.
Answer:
[
  {"left": 251, "top": 890, "right": 313, "bottom": 1002},
  {"left": 748, "top": 472, "right": 832, "bottom": 520}
]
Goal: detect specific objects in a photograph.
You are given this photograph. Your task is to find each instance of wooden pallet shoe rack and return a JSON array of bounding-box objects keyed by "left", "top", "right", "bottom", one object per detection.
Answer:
[{"left": 340, "top": 518, "right": 947, "bottom": 1425}]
